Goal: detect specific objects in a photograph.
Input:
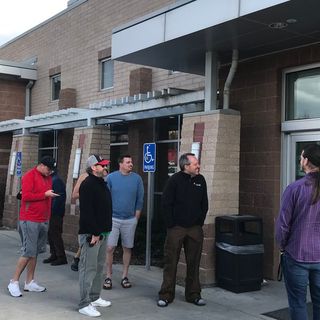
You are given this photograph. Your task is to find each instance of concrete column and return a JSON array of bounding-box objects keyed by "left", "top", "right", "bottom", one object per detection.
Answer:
[
  {"left": 178, "top": 109, "right": 241, "bottom": 285},
  {"left": 3, "top": 133, "right": 39, "bottom": 228},
  {"left": 64, "top": 125, "right": 110, "bottom": 251},
  {"left": 204, "top": 51, "right": 219, "bottom": 111}
]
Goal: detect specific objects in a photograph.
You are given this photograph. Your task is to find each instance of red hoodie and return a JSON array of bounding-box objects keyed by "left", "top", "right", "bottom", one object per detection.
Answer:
[{"left": 19, "top": 167, "right": 52, "bottom": 222}]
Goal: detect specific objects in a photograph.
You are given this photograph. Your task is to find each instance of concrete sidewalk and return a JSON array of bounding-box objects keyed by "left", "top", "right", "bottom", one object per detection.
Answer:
[{"left": 0, "top": 229, "right": 289, "bottom": 320}]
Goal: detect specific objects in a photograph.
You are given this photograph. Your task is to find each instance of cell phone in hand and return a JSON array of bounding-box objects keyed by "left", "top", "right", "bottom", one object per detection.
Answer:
[{"left": 86, "top": 235, "right": 95, "bottom": 247}]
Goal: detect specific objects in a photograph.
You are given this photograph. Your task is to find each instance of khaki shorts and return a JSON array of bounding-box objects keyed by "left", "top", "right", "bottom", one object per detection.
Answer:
[
  {"left": 107, "top": 217, "right": 138, "bottom": 249},
  {"left": 20, "top": 220, "right": 48, "bottom": 257}
]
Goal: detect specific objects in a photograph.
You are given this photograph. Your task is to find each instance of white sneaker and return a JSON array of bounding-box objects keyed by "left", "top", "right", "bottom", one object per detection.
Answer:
[
  {"left": 79, "top": 304, "right": 101, "bottom": 317},
  {"left": 24, "top": 280, "right": 46, "bottom": 292},
  {"left": 91, "top": 297, "right": 111, "bottom": 307},
  {"left": 8, "top": 280, "right": 22, "bottom": 297}
]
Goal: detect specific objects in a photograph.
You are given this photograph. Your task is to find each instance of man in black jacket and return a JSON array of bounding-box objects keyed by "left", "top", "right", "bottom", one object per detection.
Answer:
[
  {"left": 43, "top": 169, "right": 67, "bottom": 265},
  {"left": 158, "top": 153, "right": 208, "bottom": 308},
  {"left": 78, "top": 155, "right": 112, "bottom": 317}
]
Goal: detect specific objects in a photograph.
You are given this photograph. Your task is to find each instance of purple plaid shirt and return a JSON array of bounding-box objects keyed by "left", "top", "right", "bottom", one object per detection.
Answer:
[{"left": 276, "top": 172, "right": 320, "bottom": 263}]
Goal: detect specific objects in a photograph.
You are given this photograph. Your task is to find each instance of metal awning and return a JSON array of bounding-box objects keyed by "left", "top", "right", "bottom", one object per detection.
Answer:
[
  {"left": 0, "top": 89, "right": 204, "bottom": 133},
  {"left": 112, "top": 0, "right": 320, "bottom": 75},
  {"left": 0, "top": 59, "right": 37, "bottom": 80}
]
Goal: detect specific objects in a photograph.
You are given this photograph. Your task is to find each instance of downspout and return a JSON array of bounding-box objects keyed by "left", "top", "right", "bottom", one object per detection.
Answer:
[
  {"left": 223, "top": 49, "right": 239, "bottom": 109},
  {"left": 25, "top": 80, "right": 34, "bottom": 117}
]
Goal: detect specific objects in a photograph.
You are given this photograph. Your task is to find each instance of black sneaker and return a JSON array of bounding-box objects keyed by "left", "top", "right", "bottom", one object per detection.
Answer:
[
  {"left": 43, "top": 256, "right": 57, "bottom": 264},
  {"left": 51, "top": 258, "right": 68, "bottom": 266},
  {"left": 71, "top": 257, "right": 79, "bottom": 271}
]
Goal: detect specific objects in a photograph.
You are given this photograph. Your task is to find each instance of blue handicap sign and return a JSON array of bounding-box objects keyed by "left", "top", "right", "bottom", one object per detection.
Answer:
[
  {"left": 16, "top": 152, "right": 22, "bottom": 177},
  {"left": 143, "top": 143, "right": 156, "bottom": 172}
]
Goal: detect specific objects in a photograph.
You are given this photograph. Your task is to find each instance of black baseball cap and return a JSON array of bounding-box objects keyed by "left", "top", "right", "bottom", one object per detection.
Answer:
[{"left": 40, "top": 156, "right": 56, "bottom": 170}]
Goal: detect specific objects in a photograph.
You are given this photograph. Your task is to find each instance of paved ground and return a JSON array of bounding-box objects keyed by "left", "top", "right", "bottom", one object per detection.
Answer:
[{"left": 0, "top": 229, "right": 291, "bottom": 320}]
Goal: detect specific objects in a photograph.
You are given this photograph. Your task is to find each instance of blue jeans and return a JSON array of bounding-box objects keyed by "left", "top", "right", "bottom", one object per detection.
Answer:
[{"left": 282, "top": 253, "right": 320, "bottom": 320}]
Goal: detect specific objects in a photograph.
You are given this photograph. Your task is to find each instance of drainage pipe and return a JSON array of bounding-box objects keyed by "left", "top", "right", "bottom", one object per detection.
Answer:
[
  {"left": 223, "top": 49, "right": 239, "bottom": 109},
  {"left": 25, "top": 80, "right": 34, "bottom": 117}
]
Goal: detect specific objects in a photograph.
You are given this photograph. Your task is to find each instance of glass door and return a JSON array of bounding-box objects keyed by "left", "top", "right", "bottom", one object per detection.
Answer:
[{"left": 283, "top": 132, "right": 320, "bottom": 189}]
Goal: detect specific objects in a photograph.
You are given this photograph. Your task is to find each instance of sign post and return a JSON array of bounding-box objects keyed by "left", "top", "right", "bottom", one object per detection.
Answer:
[
  {"left": 143, "top": 143, "right": 156, "bottom": 270},
  {"left": 16, "top": 152, "right": 22, "bottom": 234}
]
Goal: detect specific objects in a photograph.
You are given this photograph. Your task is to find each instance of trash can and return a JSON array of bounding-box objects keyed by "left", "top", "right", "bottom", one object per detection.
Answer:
[{"left": 215, "top": 215, "right": 264, "bottom": 293}]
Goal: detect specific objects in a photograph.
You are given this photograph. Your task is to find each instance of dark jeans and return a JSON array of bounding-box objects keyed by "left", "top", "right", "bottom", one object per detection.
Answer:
[
  {"left": 282, "top": 253, "right": 320, "bottom": 320},
  {"left": 158, "top": 225, "right": 203, "bottom": 302},
  {"left": 48, "top": 215, "right": 66, "bottom": 259}
]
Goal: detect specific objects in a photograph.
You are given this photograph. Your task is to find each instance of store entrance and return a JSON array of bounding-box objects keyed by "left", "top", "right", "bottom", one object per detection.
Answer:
[
  {"left": 152, "top": 116, "right": 181, "bottom": 266},
  {"left": 109, "top": 116, "right": 181, "bottom": 267}
]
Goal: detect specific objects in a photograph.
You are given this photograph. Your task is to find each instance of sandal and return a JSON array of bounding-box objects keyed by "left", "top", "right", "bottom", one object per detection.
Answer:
[
  {"left": 103, "top": 277, "right": 112, "bottom": 290},
  {"left": 121, "top": 277, "right": 132, "bottom": 288}
]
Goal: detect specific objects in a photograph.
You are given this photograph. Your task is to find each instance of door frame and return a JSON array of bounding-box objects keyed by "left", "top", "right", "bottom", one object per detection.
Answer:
[{"left": 282, "top": 131, "right": 320, "bottom": 191}]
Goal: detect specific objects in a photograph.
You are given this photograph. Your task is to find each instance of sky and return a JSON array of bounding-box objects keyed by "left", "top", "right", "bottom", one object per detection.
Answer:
[{"left": 0, "top": 0, "right": 67, "bottom": 46}]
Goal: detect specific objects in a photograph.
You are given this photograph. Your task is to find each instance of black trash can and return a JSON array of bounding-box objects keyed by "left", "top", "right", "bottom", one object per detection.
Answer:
[{"left": 215, "top": 215, "right": 263, "bottom": 293}]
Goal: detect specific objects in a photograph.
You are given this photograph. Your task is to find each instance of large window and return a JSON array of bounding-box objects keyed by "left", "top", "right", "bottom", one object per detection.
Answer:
[
  {"left": 38, "top": 131, "right": 58, "bottom": 161},
  {"left": 51, "top": 74, "right": 61, "bottom": 101},
  {"left": 285, "top": 67, "right": 320, "bottom": 120},
  {"left": 101, "top": 58, "right": 114, "bottom": 90}
]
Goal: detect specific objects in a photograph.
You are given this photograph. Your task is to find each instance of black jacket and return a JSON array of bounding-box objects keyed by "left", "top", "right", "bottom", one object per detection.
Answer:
[
  {"left": 162, "top": 171, "right": 208, "bottom": 228},
  {"left": 51, "top": 172, "right": 66, "bottom": 217},
  {"left": 79, "top": 173, "right": 112, "bottom": 236}
]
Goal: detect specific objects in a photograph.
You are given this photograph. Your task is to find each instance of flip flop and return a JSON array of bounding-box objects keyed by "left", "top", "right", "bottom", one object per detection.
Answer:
[
  {"left": 121, "top": 277, "right": 132, "bottom": 288},
  {"left": 103, "top": 277, "right": 112, "bottom": 290}
]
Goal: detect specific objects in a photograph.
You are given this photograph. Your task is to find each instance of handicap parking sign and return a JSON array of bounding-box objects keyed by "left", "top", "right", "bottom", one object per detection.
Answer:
[
  {"left": 16, "top": 152, "right": 22, "bottom": 177},
  {"left": 143, "top": 143, "right": 156, "bottom": 172}
]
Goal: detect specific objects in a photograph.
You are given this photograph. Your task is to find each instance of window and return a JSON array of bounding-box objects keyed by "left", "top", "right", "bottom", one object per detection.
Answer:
[
  {"left": 110, "top": 123, "right": 128, "bottom": 172},
  {"left": 38, "top": 131, "right": 58, "bottom": 161},
  {"left": 51, "top": 74, "right": 61, "bottom": 101},
  {"left": 101, "top": 58, "right": 114, "bottom": 90},
  {"left": 285, "top": 67, "right": 320, "bottom": 120}
]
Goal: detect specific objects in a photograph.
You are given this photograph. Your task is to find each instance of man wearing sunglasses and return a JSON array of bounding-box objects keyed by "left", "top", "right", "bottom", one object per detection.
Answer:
[{"left": 78, "top": 154, "right": 112, "bottom": 317}]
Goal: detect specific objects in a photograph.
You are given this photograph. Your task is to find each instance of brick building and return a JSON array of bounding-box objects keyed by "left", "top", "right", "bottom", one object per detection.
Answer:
[{"left": 0, "top": 0, "right": 320, "bottom": 285}]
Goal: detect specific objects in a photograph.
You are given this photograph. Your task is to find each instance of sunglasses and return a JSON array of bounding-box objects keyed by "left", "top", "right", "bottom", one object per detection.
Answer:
[{"left": 95, "top": 164, "right": 109, "bottom": 171}]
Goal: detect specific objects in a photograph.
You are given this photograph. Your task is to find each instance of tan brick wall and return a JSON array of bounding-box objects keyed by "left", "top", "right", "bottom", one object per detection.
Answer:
[
  {"left": 57, "top": 129, "right": 74, "bottom": 183},
  {"left": 3, "top": 134, "right": 39, "bottom": 227},
  {"left": 0, "top": 134, "right": 12, "bottom": 225},
  {"left": 0, "top": 0, "right": 203, "bottom": 115},
  {"left": 178, "top": 110, "right": 241, "bottom": 285}
]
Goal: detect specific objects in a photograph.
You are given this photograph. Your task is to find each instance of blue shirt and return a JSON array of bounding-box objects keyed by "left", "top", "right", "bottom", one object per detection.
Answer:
[
  {"left": 276, "top": 172, "right": 320, "bottom": 262},
  {"left": 106, "top": 171, "right": 144, "bottom": 220}
]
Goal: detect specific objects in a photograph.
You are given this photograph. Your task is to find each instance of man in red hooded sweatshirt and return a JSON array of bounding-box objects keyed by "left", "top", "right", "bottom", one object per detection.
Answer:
[{"left": 8, "top": 156, "right": 60, "bottom": 298}]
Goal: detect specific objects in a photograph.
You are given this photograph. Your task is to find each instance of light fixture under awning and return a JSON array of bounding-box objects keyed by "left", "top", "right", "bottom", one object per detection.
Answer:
[{"left": 112, "top": 0, "right": 320, "bottom": 75}]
